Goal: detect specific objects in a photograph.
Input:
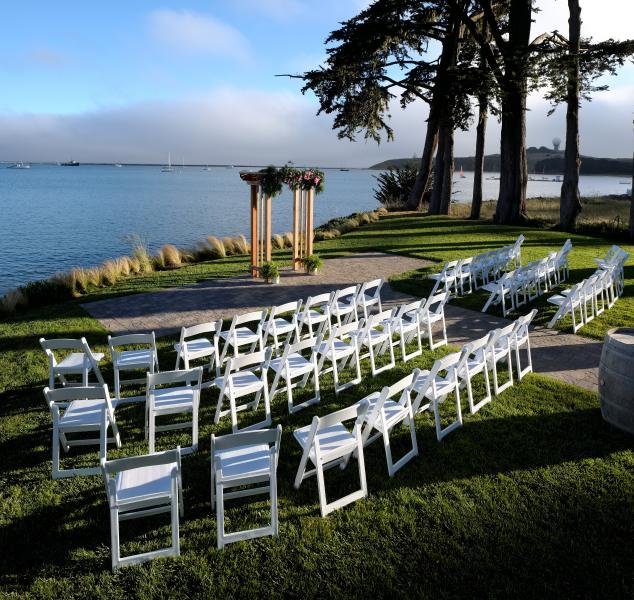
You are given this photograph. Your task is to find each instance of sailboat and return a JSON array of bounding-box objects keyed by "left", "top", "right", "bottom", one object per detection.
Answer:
[
  {"left": 460, "top": 165, "right": 466, "bottom": 178},
  {"left": 7, "top": 161, "right": 30, "bottom": 169},
  {"left": 161, "top": 153, "right": 174, "bottom": 172}
]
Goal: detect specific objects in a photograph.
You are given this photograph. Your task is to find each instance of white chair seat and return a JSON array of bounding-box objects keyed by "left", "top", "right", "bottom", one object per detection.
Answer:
[
  {"left": 173, "top": 338, "right": 213, "bottom": 358},
  {"left": 152, "top": 387, "right": 195, "bottom": 413},
  {"left": 365, "top": 395, "right": 408, "bottom": 432},
  {"left": 116, "top": 462, "right": 174, "bottom": 504},
  {"left": 215, "top": 443, "right": 271, "bottom": 483},
  {"left": 414, "top": 375, "right": 456, "bottom": 399},
  {"left": 317, "top": 339, "right": 355, "bottom": 359},
  {"left": 216, "top": 370, "right": 263, "bottom": 394},
  {"left": 57, "top": 352, "right": 105, "bottom": 371},
  {"left": 362, "top": 329, "right": 389, "bottom": 346},
  {"left": 269, "top": 353, "right": 313, "bottom": 377},
  {"left": 271, "top": 317, "right": 295, "bottom": 334},
  {"left": 115, "top": 349, "right": 155, "bottom": 368},
  {"left": 59, "top": 398, "right": 108, "bottom": 428},
  {"left": 481, "top": 282, "right": 499, "bottom": 293},
  {"left": 220, "top": 327, "right": 259, "bottom": 344},
  {"left": 547, "top": 294, "right": 566, "bottom": 306},
  {"left": 308, "top": 309, "right": 329, "bottom": 322},
  {"left": 294, "top": 423, "right": 356, "bottom": 464}
]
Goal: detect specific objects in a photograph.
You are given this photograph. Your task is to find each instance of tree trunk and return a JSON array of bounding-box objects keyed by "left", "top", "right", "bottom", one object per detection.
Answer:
[
  {"left": 429, "top": 125, "right": 447, "bottom": 214},
  {"left": 406, "top": 103, "right": 440, "bottom": 210},
  {"left": 470, "top": 91, "right": 488, "bottom": 219},
  {"left": 559, "top": 0, "right": 583, "bottom": 230},
  {"left": 494, "top": 0, "right": 532, "bottom": 225},
  {"left": 439, "top": 127, "right": 455, "bottom": 215},
  {"left": 495, "top": 86, "right": 528, "bottom": 224}
]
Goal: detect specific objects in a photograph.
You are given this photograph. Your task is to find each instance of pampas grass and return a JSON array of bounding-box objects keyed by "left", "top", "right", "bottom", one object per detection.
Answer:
[
  {"left": 100, "top": 260, "right": 120, "bottom": 286},
  {"left": 0, "top": 287, "right": 27, "bottom": 312},
  {"left": 283, "top": 232, "right": 294, "bottom": 247},
  {"left": 222, "top": 237, "right": 237, "bottom": 256},
  {"left": 160, "top": 244, "right": 182, "bottom": 268},
  {"left": 133, "top": 244, "right": 153, "bottom": 273},
  {"left": 86, "top": 267, "right": 103, "bottom": 287},
  {"left": 71, "top": 268, "right": 90, "bottom": 294},
  {"left": 272, "top": 234, "right": 285, "bottom": 250},
  {"left": 233, "top": 235, "right": 250, "bottom": 255},
  {"left": 207, "top": 236, "right": 226, "bottom": 258},
  {"left": 117, "top": 256, "right": 131, "bottom": 277}
]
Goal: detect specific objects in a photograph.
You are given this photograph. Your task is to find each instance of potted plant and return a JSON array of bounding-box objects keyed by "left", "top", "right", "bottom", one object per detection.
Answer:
[
  {"left": 260, "top": 261, "right": 280, "bottom": 284},
  {"left": 300, "top": 254, "right": 323, "bottom": 275}
]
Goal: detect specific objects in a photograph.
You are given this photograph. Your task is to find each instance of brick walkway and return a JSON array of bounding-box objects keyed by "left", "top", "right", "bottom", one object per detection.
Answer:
[{"left": 82, "top": 252, "right": 601, "bottom": 393}]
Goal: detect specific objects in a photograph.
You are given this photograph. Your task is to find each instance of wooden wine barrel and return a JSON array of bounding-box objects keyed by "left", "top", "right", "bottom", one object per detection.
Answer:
[{"left": 599, "top": 328, "right": 634, "bottom": 434}]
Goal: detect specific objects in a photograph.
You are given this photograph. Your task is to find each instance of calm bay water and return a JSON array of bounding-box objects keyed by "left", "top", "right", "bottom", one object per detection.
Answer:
[{"left": 0, "top": 164, "right": 630, "bottom": 294}]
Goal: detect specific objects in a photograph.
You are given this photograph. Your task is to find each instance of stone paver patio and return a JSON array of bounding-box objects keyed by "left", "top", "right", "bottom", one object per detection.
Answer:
[{"left": 82, "top": 252, "right": 601, "bottom": 392}]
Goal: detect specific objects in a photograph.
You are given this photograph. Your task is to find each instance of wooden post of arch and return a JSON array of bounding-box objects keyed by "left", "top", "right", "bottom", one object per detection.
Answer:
[
  {"left": 240, "top": 171, "right": 272, "bottom": 279},
  {"left": 292, "top": 187, "right": 315, "bottom": 271}
]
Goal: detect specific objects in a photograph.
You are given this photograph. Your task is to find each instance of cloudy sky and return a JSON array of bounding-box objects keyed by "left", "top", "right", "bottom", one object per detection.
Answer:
[{"left": 1, "top": 0, "right": 633, "bottom": 167}]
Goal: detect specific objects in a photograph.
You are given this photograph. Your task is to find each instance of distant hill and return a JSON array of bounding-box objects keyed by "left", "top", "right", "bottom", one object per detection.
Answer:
[{"left": 370, "top": 147, "right": 633, "bottom": 176}]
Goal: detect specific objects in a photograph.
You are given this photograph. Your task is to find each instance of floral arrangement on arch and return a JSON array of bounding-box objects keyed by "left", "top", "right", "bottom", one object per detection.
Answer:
[
  {"left": 259, "top": 165, "right": 325, "bottom": 198},
  {"left": 280, "top": 166, "right": 325, "bottom": 194}
]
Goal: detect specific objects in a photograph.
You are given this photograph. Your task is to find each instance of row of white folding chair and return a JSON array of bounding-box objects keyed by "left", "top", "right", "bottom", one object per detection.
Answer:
[
  {"left": 594, "top": 245, "right": 628, "bottom": 296},
  {"left": 291, "top": 309, "right": 538, "bottom": 518},
  {"left": 101, "top": 423, "right": 283, "bottom": 569},
  {"left": 410, "top": 309, "right": 537, "bottom": 441},
  {"left": 547, "top": 267, "right": 617, "bottom": 332},
  {"left": 40, "top": 333, "right": 160, "bottom": 404}
]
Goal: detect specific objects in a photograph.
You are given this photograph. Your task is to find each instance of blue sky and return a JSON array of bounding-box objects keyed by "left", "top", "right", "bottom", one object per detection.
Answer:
[{"left": 0, "top": 1, "right": 632, "bottom": 165}]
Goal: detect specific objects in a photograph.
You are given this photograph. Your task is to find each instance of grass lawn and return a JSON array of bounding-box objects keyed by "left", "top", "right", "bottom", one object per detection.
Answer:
[{"left": 1, "top": 213, "right": 633, "bottom": 597}]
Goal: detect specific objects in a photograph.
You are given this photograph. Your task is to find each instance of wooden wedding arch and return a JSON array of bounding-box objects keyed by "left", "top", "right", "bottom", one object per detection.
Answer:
[{"left": 239, "top": 170, "right": 318, "bottom": 278}]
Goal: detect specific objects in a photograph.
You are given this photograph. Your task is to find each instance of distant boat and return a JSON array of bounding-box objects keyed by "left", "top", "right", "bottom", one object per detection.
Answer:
[
  {"left": 161, "top": 153, "right": 174, "bottom": 172},
  {"left": 340, "top": 168, "right": 350, "bottom": 172},
  {"left": 552, "top": 175, "right": 562, "bottom": 182},
  {"left": 203, "top": 166, "right": 212, "bottom": 171},
  {"left": 114, "top": 163, "right": 123, "bottom": 168},
  {"left": 61, "top": 160, "right": 79, "bottom": 166},
  {"left": 7, "top": 161, "right": 30, "bottom": 169},
  {"left": 225, "top": 165, "right": 234, "bottom": 169},
  {"left": 619, "top": 181, "right": 630, "bottom": 184},
  {"left": 460, "top": 166, "right": 466, "bottom": 178}
]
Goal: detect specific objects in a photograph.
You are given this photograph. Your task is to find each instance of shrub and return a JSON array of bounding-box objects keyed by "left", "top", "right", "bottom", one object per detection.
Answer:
[
  {"left": 300, "top": 254, "right": 323, "bottom": 273},
  {"left": 260, "top": 261, "right": 280, "bottom": 281},
  {"left": 373, "top": 164, "right": 420, "bottom": 209}
]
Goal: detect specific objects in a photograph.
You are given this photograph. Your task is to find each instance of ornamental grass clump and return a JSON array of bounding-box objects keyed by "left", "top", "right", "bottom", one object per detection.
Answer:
[
  {"left": 283, "top": 232, "right": 294, "bottom": 247},
  {"left": 233, "top": 235, "right": 250, "bottom": 255},
  {"left": 272, "top": 234, "right": 285, "bottom": 250},
  {"left": 71, "top": 268, "right": 90, "bottom": 294},
  {"left": 206, "top": 236, "right": 226, "bottom": 259},
  {"left": 100, "top": 260, "right": 120, "bottom": 286},
  {"left": 86, "top": 267, "right": 103, "bottom": 287},
  {"left": 0, "top": 287, "right": 27, "bottom": 313},
  {"left": 132, "top": 244, "right": 153, "bottom": 273},
  {"left": 117, "top": 256, "right": 131, "bottom": 277},
  {"left": 222, "top": 237, "right": 237, "bottom": 256},
  {"left": 160, "top": 244, "right": 182, "bottom": 268}
]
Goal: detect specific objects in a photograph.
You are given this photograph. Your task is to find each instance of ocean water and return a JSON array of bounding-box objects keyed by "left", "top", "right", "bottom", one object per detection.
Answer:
[{"left": 0, "top": 164, "right": 630, "bottom": 294}]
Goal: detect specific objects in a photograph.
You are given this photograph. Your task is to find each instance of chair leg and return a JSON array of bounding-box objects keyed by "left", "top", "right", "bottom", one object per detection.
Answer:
[
  {"left": 216, "top": 481, "right": 225, "bottom": 549},
  {"left": 171, "top": 480, "right": 180, "bottom": 557},
  {"left": 52, "top": 426, "right": 60, "bottom": 479},
  {"left": 148, "top": 410, "right": 155, "bottom": 453},
  {"left": 110, "top": 508, "right": 121, "bottom": 571},
  {"left": 270, "top": 471, "right": 279, "bottom": 537},
  {"left": 316, "top": 461, "right": 329, "bottom": 517}
]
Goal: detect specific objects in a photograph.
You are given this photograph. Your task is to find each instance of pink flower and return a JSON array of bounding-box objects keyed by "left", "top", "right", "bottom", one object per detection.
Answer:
[{"left": 314, "top": 177, "right": 320, "bottom": 184}]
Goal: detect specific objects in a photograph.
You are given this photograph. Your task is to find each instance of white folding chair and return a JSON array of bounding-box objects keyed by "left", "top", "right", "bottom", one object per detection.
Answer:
[
  {"left": 108, "top": 333, "right": 159, "bottom": 402},
  {"left": 359, "top": 371, "right": 419, "bottom": 476},
  {"left": 547, "top": 283, "right": 584, "bottom": 333},
  {"left": 430, "top": 260, "right": 459, "bottom": 295},
  {"left": 357, "top": 310, "right": 396, "bottom": 376},
  {"left": 211, "top": 426, "right": 282, "bottom": 549},
  {"left": 174, "top": 320, "right": 222, "bottom": 386},
  {"left": 420, "top": 291, "right": 449, "bottom": 349},
  {"left": 456, "top": 257, "right": 474, "bottom": 295},
  {"left": 412, "top": 352, "right": 463, "bottom": 441},
  {"left": 101, "top": 448, "right": 183, "bottom": 571},
  {"left": 214, "top": 349, "right": 272, "bottom": 433},
  {"left": 330, "top": 285, "right": 360, "bottom": 327},
  {"left": 218, "top": 310, "right": 267, "bottom": 367},
  {"left": 486, "top": 323, "right": 515, "bottom": 395},
  {"left": 510, "top": 309, "right": 537, "bottom": 380},
  {"left": 481, "top": 271, "right": 516, "bottom": 316},
  {"left": 43, "top": 384, "right": 121, "bottom": 479},
  {"left": 146, "top": 368, "right": 202, "bottom": 455},
  {"left": 267, "top": 336, "right": 320, "bottom": 414},
  {"left": 357, "top": 279, "right": 384, "bottom": 320},
  {"left": 293, "top": 400, "right": 369, "bottom": 517},
  {"left": 298, "top": 293, "right": 333, "bottom": 339},
  {"left": 40, "top": 337, "right": 105, "bottom": 389},
  {"left": 456, "top": 335, "right": 492, "bottom": 414},
  {"left": 387, "top": 299, "right": 425, "bottom": 362},
  {"left": 315, "top": 321, "right": 362, "bottom": 394},
  {"left": 265, "top": 300, "right": 301, "bottom": 350}
]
